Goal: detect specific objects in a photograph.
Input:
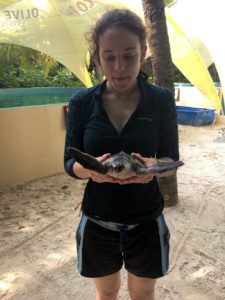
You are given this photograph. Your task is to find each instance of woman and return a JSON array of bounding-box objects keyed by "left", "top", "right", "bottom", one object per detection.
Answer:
[{"left": 64, "top": 8, "right": 179, "bottom": 300}]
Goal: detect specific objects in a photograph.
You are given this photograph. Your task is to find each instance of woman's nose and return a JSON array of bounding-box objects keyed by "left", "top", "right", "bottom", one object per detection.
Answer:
[{"left": 114, "top": 58, "right": 125, "bottom": 71}]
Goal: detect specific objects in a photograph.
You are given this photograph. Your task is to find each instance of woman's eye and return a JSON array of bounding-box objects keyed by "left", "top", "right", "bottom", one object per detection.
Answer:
[
  {"left": 105, "top": 57, "right": 115, "bottom": 61},
  {"left": 124, "top": 55, "right": 135, "bottom": 60},
  {"left": 104, "top": 54, "right": 136, "bottom": 62}
]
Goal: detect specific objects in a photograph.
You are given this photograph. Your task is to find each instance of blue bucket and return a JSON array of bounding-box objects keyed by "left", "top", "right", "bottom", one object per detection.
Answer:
[{"left": 176, "top": 106, "right": 215, "bottom": 126}]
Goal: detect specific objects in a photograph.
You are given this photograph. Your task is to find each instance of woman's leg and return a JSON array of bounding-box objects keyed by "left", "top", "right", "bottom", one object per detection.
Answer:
[
  {"left": 127, "top": 272, "right": 156, "bottom": 300},
  {"left": 93, "top": 271, "right": 121, "bottom": 300}
]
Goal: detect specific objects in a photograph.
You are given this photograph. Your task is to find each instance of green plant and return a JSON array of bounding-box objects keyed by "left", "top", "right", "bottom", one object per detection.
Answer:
[{"left": 0, "top": 44, "right": 84, "bottom": 88}]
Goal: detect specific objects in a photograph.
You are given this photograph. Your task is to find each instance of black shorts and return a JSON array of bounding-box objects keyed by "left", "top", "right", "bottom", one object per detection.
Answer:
[{"left": 75, "top": 213, "right": 170, "bottom": 278}]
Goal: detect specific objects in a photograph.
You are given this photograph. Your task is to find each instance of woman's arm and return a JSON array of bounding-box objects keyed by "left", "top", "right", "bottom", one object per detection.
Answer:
[
  {"left": 64, "top": 93, "right": 86, "bottom": 179},
  {"left": 118, "top": 88, "right": 180, "bottom": 185},
  {"left": 64, "top": 93, "right": 121, "bottom": 183}
]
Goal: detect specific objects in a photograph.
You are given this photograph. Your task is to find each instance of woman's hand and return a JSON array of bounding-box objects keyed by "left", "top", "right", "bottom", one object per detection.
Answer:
[
  {"left": 117, "top": 152, "right": 175, "bottom": 185},
  {"left": 88, "top": 153, "right": 121, "bottom": 184},
  {"left": 118, "top": 152, "right": 156, "bottom": 185}
]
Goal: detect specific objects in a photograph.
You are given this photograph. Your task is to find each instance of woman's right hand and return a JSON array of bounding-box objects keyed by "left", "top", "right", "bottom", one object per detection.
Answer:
[
  {"left": 89, "top": 153, "right": 121, "bottom": 183},
  {"left": 73, "top": 153, "right": 120, "bottom": 183}
]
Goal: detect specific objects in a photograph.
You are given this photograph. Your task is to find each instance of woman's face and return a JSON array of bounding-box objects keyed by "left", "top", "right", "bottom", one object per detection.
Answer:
[{"left": 98, "top": 27, "right": 146, "bottom": 93}]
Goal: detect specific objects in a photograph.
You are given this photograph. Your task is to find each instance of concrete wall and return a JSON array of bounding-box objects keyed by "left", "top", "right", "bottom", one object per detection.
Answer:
[
  {"left": 0, "top": 104, "right": 67, "bottom": 186},
  {"left": 0, "top": 99, "right": 224, "bottom": 187}
]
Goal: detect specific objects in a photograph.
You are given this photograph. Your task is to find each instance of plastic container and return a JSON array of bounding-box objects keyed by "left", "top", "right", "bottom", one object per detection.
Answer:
[{"left": 176, "top": 106, "right": 215, "bottom": 126}]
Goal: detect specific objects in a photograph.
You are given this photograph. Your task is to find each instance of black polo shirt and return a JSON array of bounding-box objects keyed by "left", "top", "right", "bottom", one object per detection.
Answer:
[{"left": 64, "top": 76, "right": 179, "bottom": 224}]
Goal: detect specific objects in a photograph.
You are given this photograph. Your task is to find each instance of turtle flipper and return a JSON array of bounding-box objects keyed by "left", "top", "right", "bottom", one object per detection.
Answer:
[
  {"left": 67, "top": 147, "right": 108, "bottom": 174},
  {"left": 135, "top": 160, "right": 184, "bottom": 175}
]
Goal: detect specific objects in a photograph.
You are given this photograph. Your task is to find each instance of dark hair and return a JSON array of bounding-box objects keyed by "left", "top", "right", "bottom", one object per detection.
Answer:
[{"left": 87, "top": 9, "right": 146, "bottom": 63}]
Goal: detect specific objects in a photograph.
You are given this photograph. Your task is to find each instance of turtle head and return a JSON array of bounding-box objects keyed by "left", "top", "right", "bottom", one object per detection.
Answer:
[
  {"left": 103, "top": 159, "right": 125, "bottom": 173},
  {"left": 102, "top": 151, "right": 137, "bottom": 179},
  {"left": 111, "top": 161, "right": 125, "bottom": 173}
]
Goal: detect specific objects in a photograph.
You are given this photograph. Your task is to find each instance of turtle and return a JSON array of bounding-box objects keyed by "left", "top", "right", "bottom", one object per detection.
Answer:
[{"left": 67, "top": 147, "right": 184, "bottom": 180}]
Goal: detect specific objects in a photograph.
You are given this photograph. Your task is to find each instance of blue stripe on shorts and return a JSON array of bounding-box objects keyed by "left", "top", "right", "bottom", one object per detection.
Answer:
[
  {"left": 156, "top": 214, "right": 170, "bottom": 275},
  {"left": 76, "top": 214, "right": 88, "bottom": 274}
]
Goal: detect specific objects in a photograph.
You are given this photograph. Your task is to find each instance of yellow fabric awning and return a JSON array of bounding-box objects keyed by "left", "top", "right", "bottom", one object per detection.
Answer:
[
  {"left": 166, "top": 11, "right": 221, "bottom": 112},
  {"left": 0, "top": 0, "right": 223, "bottom": 112}
]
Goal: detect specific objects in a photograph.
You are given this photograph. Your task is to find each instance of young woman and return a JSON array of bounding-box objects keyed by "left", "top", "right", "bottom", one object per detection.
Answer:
[{"left": 64, "top": 9, "right": 179, "bottom": 300}]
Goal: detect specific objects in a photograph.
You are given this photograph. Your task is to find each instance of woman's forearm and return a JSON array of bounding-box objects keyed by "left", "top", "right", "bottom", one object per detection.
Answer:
[{"left": 73, "top": 162, "right": 90, "bottom": 179}]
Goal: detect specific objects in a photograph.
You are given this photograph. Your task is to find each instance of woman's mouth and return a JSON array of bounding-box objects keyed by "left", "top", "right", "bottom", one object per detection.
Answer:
[{"left": 112, "top": 76, "right": 129, "bottom": 81}]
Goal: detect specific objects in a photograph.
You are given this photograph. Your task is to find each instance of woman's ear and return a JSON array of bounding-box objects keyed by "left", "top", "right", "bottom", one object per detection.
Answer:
[{"left": 140, "top": 45, "right": 147, "bottom": 64}]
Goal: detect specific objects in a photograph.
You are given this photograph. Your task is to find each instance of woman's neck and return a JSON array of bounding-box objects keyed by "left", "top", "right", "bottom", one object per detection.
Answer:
[{"left": 105, "top": 81, "right": 139, "bottom": 98}]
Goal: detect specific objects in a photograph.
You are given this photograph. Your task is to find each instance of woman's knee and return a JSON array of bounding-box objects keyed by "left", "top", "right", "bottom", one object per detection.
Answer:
[
  {"left": 127, "top": 273, "right": 156, "bottom": 300},
  {"left": 94, "top": 272, "right": 121, "bottom": 300},
  {"left": 95, "top": 288, "right": 120, "bottom": 300},
  {"left": 95, "top": 285, "right": 120, "bottom": 300},
  {"left": 128, "top": 288, "right": 155, "bottom": 300}
]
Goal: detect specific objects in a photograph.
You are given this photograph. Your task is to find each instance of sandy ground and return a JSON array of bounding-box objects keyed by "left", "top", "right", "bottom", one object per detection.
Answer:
[{"left": 0, "top": 124, "right": 225, "bottom": 300}]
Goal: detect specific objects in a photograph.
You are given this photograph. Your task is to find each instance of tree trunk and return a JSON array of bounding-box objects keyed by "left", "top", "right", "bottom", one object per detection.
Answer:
[{"left": 142, "top": 0, "right": 179, "bottom": 206}]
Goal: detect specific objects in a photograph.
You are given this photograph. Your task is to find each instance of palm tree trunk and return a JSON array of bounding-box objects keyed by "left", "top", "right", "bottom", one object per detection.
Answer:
[{"left": 142, "top": 0, "right": 179, "bottom": 206}]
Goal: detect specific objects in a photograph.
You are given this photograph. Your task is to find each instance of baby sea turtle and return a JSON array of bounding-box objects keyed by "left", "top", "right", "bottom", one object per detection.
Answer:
[{"left": 67, "top": 147, "right": 184, "bottom": 180}]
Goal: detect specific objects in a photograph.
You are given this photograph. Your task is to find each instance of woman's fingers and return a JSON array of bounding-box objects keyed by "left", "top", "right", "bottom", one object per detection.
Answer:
[
  {"left": 89, "top": 171, "right": 118, "bottom": 183},
  {"left": 89, "top": 167, "right": 154, "bottom": 184},
  {"left": 97, "top": 153, "right": 111, "bottom": 162},
  {"left": 131, "top": 152, "right": 146, "bottom": 164},
  {"left": 118, "top": 175, "right": 153, "bottom": 185},
  {"left": 131, "top": 153, "right": 157, "bottom": 167}
]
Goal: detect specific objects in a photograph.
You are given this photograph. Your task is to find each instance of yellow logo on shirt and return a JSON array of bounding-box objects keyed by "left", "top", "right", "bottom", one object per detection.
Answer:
[{"left": 138, "top": 117, "right": 152, "bottom": 122}]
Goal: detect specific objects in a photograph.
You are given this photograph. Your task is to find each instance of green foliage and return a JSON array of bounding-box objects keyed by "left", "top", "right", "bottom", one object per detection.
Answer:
[
  {"left": 0, "top": 65, "right": 21, "bottom": 88},
  {"left": 164, "top": 0, "right": 175, "bottom": 7},
  {"left": 0, "top": 44, "right": 84, "bottom": 88},
  {"left": 47, "top": 65, "right": 84, "bottom": 87},
  {"left": 0, "top": 62, "right": 84, "bottom": 88}
]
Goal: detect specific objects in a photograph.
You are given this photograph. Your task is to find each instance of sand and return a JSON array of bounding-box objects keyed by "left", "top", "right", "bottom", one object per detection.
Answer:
[{"left": 0, "top": 124, "right": 225, "bottom": 300}]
